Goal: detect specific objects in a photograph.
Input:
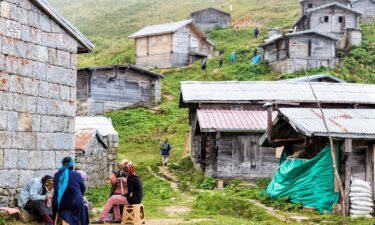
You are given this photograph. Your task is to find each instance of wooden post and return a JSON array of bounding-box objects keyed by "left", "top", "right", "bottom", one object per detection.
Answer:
[
  {"left": 373, "top": 144, "right": 375, "bottom": 201},
  {"left": 344, "top": 138, "right": 352, "bottom": 216}
]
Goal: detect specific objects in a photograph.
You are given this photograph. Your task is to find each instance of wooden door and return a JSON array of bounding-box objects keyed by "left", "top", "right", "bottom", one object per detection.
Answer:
[
  {"left": 94, "top": 100, "right": 104, "bottom": 115},
  {"left": 234, "top": 136, "right": 259, "bottom": 175}
]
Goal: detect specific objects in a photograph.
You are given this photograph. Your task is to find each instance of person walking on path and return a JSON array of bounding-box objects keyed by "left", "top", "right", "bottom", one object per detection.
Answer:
[
  {"left": 218, "top": 53, "right": 224, "bottom": 68},
  {"left": 254, "top": 27, "right": 260, "bottom": 39},
  {"left": 160, "top": 139, "right": 171, "bottom": 166},
  {"left": 52, "top": 157, "right": 88, "bottom": 225},
  {"left": 18, "top": 175, "right": 54, "bottom": 225},
  {"left": 201, "top": 57, "right": 207, "bottom": 70},
  {"left": 229, "top": 51, "right": 236, "bottom": 64}
]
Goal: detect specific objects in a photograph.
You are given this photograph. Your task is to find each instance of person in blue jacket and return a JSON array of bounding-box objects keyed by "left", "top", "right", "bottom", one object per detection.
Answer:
[
  {"left": 52, "top": 157, "right": 89, "bottom": 225},
  {"left": 160, "top": 139, "right": 171, "bottom": 166}
]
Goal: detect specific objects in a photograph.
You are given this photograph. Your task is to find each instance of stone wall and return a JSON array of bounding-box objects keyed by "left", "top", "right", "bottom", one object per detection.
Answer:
[{"left": 0, "top": 0, "right": 78, "bottom": 206}]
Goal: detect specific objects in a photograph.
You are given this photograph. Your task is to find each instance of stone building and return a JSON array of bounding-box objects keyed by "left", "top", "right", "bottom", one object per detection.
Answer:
[
  {"left": 351, "top": 0, "right": 375, "bottom": 23},
  {"left": 75, "top": 129, "right": 108, "bottom": 188},
  {"left": 75, "top": 116, "right": 119, "bottom": 181},
  {"left": 129, "top": 19, "right": 215, "bottom": 69},
  {"left": 0, "top": 0, "right": 93, "bottom": 206},
  {"left": 190, "top": 8, "right": 231, "bottom": 31},
  {"left": 77, "top": 64, "right": 163, "bottom": 116}
]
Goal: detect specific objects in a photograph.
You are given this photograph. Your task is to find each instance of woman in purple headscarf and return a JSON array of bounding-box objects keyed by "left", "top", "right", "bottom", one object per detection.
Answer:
[{"left": 52, "top": 157, "right": 89, "bottom": 225}]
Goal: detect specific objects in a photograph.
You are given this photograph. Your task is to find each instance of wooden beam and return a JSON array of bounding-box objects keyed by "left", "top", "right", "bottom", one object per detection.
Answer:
[
  {"left": 344, "top": 138, "right": 352, "bottom": 216},
  {"left": 373, "top": 144, "right": 375, "bottom": 200}
]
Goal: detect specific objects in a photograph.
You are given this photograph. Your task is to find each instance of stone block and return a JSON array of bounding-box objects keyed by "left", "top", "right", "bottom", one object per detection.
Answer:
[
  {"left": 8, "top": 75, "right": 23, "bottom": 93},
  {"left": 26, "top": 42, "right": 39, "bottom": 61},
  {"left": 33, "top": 62, "right": 47, "bottom": 80},
  {"left": 1, "top": 93, "right": 13, "bottom": 111},
  {"left": 6, "top": 20, "right": 21, "bottom": 39},
  {"left": 41, "top": 150, "right": 55, "bottom": 170},
  {"left": 18, "top": 170, "right": 35, "bottom": 187},
  {"left": 7, "top": 111, "right": 18, "bottom": 131},
  {"left": 57, "top": 50, "right": 70, "bottom": 68},
  {"left": 36, "top": 97, "right": 52, "bottom": 115},
  {"left": 14, "top": 40, "right": 27, "bottom": 58},
  {"left": 0, "top": 73, "right": 10, "bottom": 91},
  {"left": 20, "top": 59, "right": 34, "bottom": 78},
  {"left": 21, "top": 25, "right": 32, "bottom": 42},
  {"left": 22, "top": 132, "right": 36, "bottom": 150},
  {"left": 40, "top": 116, "right": 51, "bottom": 132},
  {"left": 69, "top": 87, "right": 76, "bottom": 101},
  {"left": 20, "top": 0, "right": 32, "bottom": 10},
  {"left": 23, "top": 78, "right": 39, "bottom": 96},
  {"left": 29, "top": 151, "right": 42, "bottom": 169},
  {"left": 0, "top": 111, "right": 7, "bottom": 130},
  {"left": 5, "top": 56, "right": 18, "bottom": 74},
  {"left": 4, "top": 149, "right": 18, "bottom": 169},
  {"left": 17, "top": 7, "right": 28, "bottom": 25},
  {"left": 50, "top": 20, "right": 62, "bottom": 33},
  {"left": 48, "top": 83, "right": 60, "bottom": 99},
  {"left": 38, "top": 81, "right": 49, "bottom": 98},
  {"left": 37, "top": 45, "right": 48, "bottom": 63},
  {"left": 30, "top": 27, "right": 41, "bottom": 45},
  {"left": 0, "top": 1, "right": 11, "bottom": 19},
  {"left": 0, "top": 170, "right": 19, "bottom": 188},
  {"left": 0, "top": 18, "right": 5, "bottom": 35},
  {"left": 31, "top": 114, "right": 40, "bottom": 132},
  {"left": 48, "top": 48, "right": 57, "bottom": 65},
  {"left": 18, "top": 113, "right": 31, "bottom": 132},
  {"left": 17, "top": 150, "right": 28, "bottom": 169},
  {"left": 2, "top": 37, "right": 15, "bottom": 56},
  {"left": 0, "top": 132, "right": 11, "bottom": 148},
  {"left": 28, "top": 10, "right": 39, "bottom": 28},
  {"left": 0, "top": 149, "right": 3, "bottom": 170},
  {"left": 12, "top": 93, "right": 27, "bottom": 112},
  {"left": 0, "top": 54, "right": 4, "bottom": 71},
  {"left": 39, "top": 14, "right": 51, "bottom": 32},
  {"left": 25, "top": 96, "right": 37, "bottom": 113},
  {"left": 70, "top": 53, "right": 77, "bottom": 70},
  {"left": 60, "top": 85, "right": 69, "bottom": 101}
]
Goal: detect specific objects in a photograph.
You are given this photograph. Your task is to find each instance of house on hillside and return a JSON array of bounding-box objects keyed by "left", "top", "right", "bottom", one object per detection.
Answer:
[
  {"left": 76, "top": 116, "right": 119, "bottom": 181},
  {"left": 190, "top": 8, "right": 231, "bottom": 31},
  {"left": 179, "top": 81, "right": 375, "bottom": 179},
  {"left": 294, "top": 2, "right": 362, "bottom": 39},
  {"left": 261, "top": 30, "right": 339, "bottom": 74},
  {"left": 299, "top": 0, "right": 351, "bottom": 14},
  {"left": 351, "top": 0, "right": 375, "bottom": 23},
  {"left": 77, "top": 64, "right": 163, "bottom": 116},
  {"left": 0, "top": 0, "right": 93, "bottom": 206},
  {"left": 129, "top": 20, "right": 215, "bottom": 69},
  {"left": 261, "top": 107, "right": 375, "bottom": 215}
]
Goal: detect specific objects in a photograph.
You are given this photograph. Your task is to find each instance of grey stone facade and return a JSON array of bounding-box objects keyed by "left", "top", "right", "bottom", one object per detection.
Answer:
[{"left": 0, "top": 0, "right": 92, "bottom": 206}]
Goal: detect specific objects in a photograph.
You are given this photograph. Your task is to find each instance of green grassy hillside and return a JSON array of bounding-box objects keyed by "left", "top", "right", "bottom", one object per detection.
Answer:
[{"left": 50, "top": 0, "right": 299, "bottom": 67}]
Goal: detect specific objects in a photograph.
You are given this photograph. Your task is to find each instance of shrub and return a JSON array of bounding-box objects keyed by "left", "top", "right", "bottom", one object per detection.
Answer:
[{"left": 200, "top": 177, "right": 216, "bottom": 190}]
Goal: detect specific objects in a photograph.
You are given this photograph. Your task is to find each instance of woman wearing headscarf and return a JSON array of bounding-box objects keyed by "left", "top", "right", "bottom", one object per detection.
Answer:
[
  {"left": 52, "top": 157, "right": 88, "bottom": 225},
  {"left": 92, "top": 159, "right": 143, "bottom": 224}
]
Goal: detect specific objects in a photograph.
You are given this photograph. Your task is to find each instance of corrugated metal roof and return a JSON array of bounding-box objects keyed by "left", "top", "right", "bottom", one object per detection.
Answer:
[
  {"left": 75, "top": 117, "right": 118, "bottom": 137},
  {"left": 78, "top": 64, "right": 164, "bottom": 79},
  {"left": 197, "top": 110, "right": 277, "bottom": 132},
  {"left": 35, "top": 0, "right": 94, "bottom": 52},
  {"left": 279, "top": 108, "right": 375, "bottom": 139},
  {"left": 180, "top": 81, "right": 375, "bottom": 105},
  {"left": 129, "top": 19, "right": 203, "bottom": 39},
  {"left": 75, "top": 129, "right": 96, "bottom": 151},
  {"left": 285, "top": 30, "right": 339, "bottom": 40},
  {"left": 281, "top": 74, "right": 347, "bottom": 83}
]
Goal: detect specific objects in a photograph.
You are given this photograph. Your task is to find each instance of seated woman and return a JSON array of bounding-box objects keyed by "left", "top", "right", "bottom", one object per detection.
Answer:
[
  {"left": 52, "top": 157, "right": 88, "bottom": 225},
  {"left": 92, "top": 159, "right": 143, "bottom": 224}
]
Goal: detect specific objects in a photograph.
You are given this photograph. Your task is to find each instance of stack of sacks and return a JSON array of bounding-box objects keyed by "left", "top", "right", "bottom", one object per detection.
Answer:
[{"left": 349, "top": 177, "right": 374, "bottom": 218}]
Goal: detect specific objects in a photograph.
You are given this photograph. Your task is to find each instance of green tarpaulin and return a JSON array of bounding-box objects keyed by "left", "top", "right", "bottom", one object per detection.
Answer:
[{"left": 264, "top": 144, "right": 339, "bottom": 214}]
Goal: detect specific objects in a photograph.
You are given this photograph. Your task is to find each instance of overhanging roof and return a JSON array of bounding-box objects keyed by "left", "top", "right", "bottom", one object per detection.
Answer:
[
  {"left": 278, "top": 108, "right": 375, "bottom": 139},
  {"left": 75, "top": 129, "right": 107, "bottom": 151},
  {"left": 285, "top": 30, "right": 339, "bottom": 41},
  {"left": 196, "top": 110, "right": 277, "bottom": 133},
  {"left": 281, "top": 74, "right": 347, "bottom": 83},
  {"left": 79, "top": 64, "right": 164, "bottom": 79},
  {"left": 180, "top": 81, "right": 375, "bottom": 105},
  {"left": 34, "top": 0, "right": 94, "bottom": 53},
  {"left": 191, "top": 7, "right": 231, "bottom": 17},
  {"left": 129, "top": 19, "right": 207, "bottom": 39},
  {"left": 75, "top": 117, "right": 118, "bottom": 137},
  {"left": 306, "top": 3, "right": 362, "bottom": 15}
]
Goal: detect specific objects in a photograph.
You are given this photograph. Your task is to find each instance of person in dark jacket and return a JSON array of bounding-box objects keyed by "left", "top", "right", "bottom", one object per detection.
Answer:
[
  {"left": 160, "top": 139, "right": 171, "bottom": 166},
  {"left": 52, "top": 157, "right": 88, "bottom": 225},
  {"left": 201, "top": 58, "right": 207, "bottom": 70},
  {"left": 92, "top": 160, "right": 143, "bottom": 224},
  {"left": 254, "top": 27, "right": 260, "bottom": 39}
]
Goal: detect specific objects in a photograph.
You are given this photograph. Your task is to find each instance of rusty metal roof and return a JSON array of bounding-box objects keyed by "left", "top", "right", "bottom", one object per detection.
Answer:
[
  {"left": 279, "top": 108, "right": 375, "bottom": 139},
  {"left": 180, "top": 81, "right": 375, "bottom": 105},
  {"left": 75, "top": 129, "right": 107, "bottom": 151},
  {"left": 197, "top": 110, "right": 277, "bottom": 132}
]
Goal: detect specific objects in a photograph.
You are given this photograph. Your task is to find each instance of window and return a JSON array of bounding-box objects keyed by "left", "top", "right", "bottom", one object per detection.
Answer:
[
  {"left": 97, "top": 78, "right": 107, "bottom": 88},
  {"left": 324, "top": 16, "right": 329, "bottom": 23},
  {"left": 338, "top": 16, "right": 343, "bottom": 23},
  {"left": 140, "top": 81, "right": 150, "bottom": 97},
  {"left": 307, "top": 3, "right": 313, "bottom": 8}
]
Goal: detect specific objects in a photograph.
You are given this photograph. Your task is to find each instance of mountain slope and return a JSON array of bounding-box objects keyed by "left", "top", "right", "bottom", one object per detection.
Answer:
[{"left": 50, "top": 0, "right": 299, "bottom": 67}]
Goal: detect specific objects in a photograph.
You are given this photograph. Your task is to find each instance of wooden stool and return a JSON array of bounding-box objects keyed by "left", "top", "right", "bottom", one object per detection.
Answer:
[{"left": 121, "top": 204, "right": 145, "bottom": 225}]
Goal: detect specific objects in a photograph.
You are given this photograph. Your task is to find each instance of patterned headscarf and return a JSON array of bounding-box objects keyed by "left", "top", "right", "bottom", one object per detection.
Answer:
[
  {"left": 120, "top": 159, "right": 136, "bottom": 176},
  {"left": 57, "top": 157, "right": 74, "bottom": 209}
]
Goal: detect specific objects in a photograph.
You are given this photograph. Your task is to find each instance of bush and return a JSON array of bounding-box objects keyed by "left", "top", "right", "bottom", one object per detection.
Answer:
[{"left": 200, "top": 177, "right": 216, "bottom": 190}]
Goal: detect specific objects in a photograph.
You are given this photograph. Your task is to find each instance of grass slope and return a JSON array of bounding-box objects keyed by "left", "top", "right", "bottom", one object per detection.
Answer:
[{"left": 50, "top": 0, "right": 299, "bottom": 67}]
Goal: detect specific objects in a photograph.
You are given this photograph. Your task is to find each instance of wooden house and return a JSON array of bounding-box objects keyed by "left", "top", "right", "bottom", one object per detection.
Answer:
[
  {"left": 77, "top": 64, "right": 163, "bottom": 116},
  {"left": 261, "top": 30, "right": 339, "bottom": 73},
  {"left": 179, "top": 81, "right": 375, "bottom": 179},
  {"left": 129, "top": 20, "right": 215, "bottom": 69},
  {"left": 351, "top": 0, "right": 375, "bottom": 23},
  {"left": 281, "top": 74, "right": 347, "bottom": 83},
  {"left": 190, "top": 8, "right": 231, "bottom": 31},
  {"left": 300, "top": 0, "right": 351, "bottom": 14},
  {"left": 0, "top": 0, "right": 93, "bottom": 206},
  {"left": 261, "top": 107, "right": 375, "bottom": 215}
]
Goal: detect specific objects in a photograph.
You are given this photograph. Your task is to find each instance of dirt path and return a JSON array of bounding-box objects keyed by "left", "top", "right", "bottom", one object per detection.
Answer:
[{"left": 147, "top": 166, "right": 179, "bottom": 191}]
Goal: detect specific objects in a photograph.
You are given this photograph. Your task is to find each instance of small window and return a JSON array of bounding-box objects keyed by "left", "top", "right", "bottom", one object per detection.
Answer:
[
  {"left": 324, "top": 16, "right": 329, "bottom": 23},
  {"left": 307, "top": 3, "right": 313, "bottom": 8},
  {"left": 308, "top": 40, "right": 312, "bottom": 57},
  {"left": 338, "top": 16, "right": 344, "bottom": 23}
]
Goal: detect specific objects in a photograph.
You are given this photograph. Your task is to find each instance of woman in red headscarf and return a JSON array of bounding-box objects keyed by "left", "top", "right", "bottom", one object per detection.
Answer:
[{"left": 92, "top": 160, "right": 143, "bottom": 224}]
